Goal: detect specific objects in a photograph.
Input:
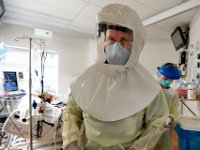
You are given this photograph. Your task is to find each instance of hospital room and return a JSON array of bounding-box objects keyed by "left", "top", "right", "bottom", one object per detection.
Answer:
[{"left": 0, "top": 0, "right": 200, "bottom": 149}]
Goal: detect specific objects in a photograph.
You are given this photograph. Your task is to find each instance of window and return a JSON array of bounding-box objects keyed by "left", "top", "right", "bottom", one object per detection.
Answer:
[{"left": 0, "top": 47, "right": 58, "bottom": 93}]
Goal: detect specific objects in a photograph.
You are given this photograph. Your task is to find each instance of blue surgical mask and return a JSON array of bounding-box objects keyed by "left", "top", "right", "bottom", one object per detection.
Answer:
[
  {"left": 161, "top": 80, "right": 172, "bottom": 88},
  {"left": 105, "top": 43, "right": 131, "bottom": 65}
]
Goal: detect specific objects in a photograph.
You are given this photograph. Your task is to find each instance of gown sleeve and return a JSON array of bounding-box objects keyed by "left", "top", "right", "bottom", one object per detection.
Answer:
[
  {"left": 130, "top": 90, "right": 169, "bottom": 150},
  {"left": 62, "top": 94, "right": 83, "bottom": 149},
  {"left": 169, "top": 93, "right": 180, "bottom": 123}
]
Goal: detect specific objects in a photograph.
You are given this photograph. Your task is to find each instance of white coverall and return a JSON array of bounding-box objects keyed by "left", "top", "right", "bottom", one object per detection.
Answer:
[
  {"left": 62, "top": 91, "right": 169, "bottom": 150},
  {"left": 62, "top": 3, "right": 169, "bottom": 150}
]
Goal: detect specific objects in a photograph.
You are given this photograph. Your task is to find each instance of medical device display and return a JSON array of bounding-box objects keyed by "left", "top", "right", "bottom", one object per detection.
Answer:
[
  {"left": 171, "top": 26, "right": 187, "bottom": 51},
  {"left": 3, "top": 71, "right": 18, "bottom": 91}
]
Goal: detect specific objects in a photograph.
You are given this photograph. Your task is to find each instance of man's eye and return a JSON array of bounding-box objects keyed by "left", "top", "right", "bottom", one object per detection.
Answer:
[
  {"left": 110, "top": 38, "right": 115, "bottom": 42},
  {"left": 122, "top": 38, "right": 130, "bottom": 42}
]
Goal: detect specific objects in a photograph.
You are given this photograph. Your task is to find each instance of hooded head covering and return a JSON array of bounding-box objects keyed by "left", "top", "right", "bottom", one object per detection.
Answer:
[
  {"left": 70, "top": 3, "right": 160, "bottom": 121},
  {"left": 96, "top": 4, "right": 145, "bottom": 65}
]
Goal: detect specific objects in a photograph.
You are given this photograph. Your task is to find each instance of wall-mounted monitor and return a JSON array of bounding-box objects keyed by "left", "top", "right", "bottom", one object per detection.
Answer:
[
  {"left": 3, "top": 71, "right": 18, "bottom": 91},
  {"left": 171, "top": 26, "right": 187, "bottom": 51},
  {"left": 0, "top": 0, "right": 5, "bottom": 18}
]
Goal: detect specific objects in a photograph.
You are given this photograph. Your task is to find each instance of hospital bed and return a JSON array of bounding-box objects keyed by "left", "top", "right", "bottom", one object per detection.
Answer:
[{"left": 1, "top": 95, "right": 66, "bottom": 150}]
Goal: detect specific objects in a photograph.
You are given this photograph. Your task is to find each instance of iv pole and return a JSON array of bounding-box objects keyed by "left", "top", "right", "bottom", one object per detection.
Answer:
[
  {"left": 15, "top": 36, "right": 33, "bottom": 150},
  {"left": 28, "top": 37, "right": 33, "bottom": 150},
  {"left": 15, "top": 36, "right": 46, "bottom": 149}
]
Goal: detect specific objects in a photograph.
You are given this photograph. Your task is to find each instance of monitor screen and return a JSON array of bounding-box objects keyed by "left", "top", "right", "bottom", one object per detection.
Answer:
[
  {"left": 0, "top": 0, "right": 5, "bottom": 18},
  {"left": 3, "top": 71, "right": 18, "bottom": 91},
  {"left": 171, "top": 26, "right": 187, "bottom": 51}
]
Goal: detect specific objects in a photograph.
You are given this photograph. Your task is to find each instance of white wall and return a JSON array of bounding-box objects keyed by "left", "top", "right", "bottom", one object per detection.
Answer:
[
  {"left": 180, "top": 8, "right": 200, "bottom": 117},
  {"left": 190, "top": 9, "right": 200, "bottom": 43},
  {"left": 1, "top": 23, "right": 181, "bottom": 95},
  {"left": 187, "top": 8, "right": 200, "bottom": 82},
  {"left": 0, "top": 23, "right": 95, "bottom": 95},
  {"left": 140, "top": 39, "right": 179, "bottom": 76}
]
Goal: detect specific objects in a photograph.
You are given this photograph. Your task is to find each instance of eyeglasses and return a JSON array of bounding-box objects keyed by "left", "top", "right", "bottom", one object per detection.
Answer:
[{"left": 105, "top": 39, "right": 132, "bottom": 49}]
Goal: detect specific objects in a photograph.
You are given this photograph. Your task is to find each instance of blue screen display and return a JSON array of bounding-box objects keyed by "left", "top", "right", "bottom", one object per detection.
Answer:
[{"left": 3, "top": 72, "right": 18, "bottom": 91}]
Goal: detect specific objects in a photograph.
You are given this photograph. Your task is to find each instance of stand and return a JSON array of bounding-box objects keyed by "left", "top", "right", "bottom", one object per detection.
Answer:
[{"left": 15, "top": 36, "right": 34, "bottom": 150}]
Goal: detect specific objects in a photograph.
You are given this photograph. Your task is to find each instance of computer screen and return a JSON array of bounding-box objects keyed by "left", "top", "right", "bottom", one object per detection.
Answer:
[
  {"left": 171, "top": 26, "right": 187, "bottom": 51},
  {"left": 3, "top": 71, "right": 18, "bottom": 91}
]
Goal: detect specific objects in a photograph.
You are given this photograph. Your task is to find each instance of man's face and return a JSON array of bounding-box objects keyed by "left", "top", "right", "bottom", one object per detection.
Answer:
[{"left": 105, "top": 29, "right": 133, "bottom": 52}]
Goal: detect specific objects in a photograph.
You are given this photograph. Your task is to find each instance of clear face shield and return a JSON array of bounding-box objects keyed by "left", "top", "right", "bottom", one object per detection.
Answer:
[{"left": 96, "top": 22, "right": 133, "bottom": 65}]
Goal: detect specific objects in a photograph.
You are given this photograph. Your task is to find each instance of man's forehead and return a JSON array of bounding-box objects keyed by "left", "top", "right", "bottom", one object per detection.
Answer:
[{"left": 106, "top": 29, "right": 132, "bottom": 37}]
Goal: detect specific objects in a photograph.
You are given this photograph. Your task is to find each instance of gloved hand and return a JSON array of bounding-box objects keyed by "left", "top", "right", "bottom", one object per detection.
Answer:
[
  {"left": 164, "top": 116, "right": 175, "bottom": 128},
  {"left": 64, "top": 141, "right": 79, "bottom": 150}
]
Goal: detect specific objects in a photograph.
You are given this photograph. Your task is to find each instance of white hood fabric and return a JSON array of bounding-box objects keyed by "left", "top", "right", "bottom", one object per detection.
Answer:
[{"left": 70, "top": 3, "right": 160, "bottom": 121}]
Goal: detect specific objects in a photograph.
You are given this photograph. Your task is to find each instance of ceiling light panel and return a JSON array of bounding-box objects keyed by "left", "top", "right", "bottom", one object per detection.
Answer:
[
  {"left": 4, "top": 12, "right": 67, "bottom": 28},
  {"left": 5, "top": 6, "right": 71, "bottom": 25},
  {"left": 4, "top": 0, "right": 78, "bottom": 20}
]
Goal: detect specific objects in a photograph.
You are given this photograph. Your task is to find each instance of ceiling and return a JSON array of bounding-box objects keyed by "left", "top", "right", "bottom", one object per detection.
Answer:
[{"left": 1, "top": 0, "right": 200, "bottom": 39}]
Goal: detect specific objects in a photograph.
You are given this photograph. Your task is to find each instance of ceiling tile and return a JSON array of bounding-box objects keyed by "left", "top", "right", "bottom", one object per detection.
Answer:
[
  {"left": 70, "top": 14, "right": 96, "bottom": 31},
  {"left": 90, "top": 0, "right": 158, "bottom": 19},
  {"left": 3, "top": 18, "right": 67, "bottom": 36},
  {"left": 34, "top": 0, "right": 87, "bottom": 13},
  {"left": 4, "top": 12, "right": 67, "bottom": 29},
  {"left": 2, "top": 0, "right": 197, "bottom": 39},
  {"left": 4, "top": 0, "right": 77, "bottom": 20},
  {"left": 80, "top": 4, "right": 101, "bottom": 19},
  {"left": 69, "top": 25, "right": 94, "bottom": 36},
  {"left": 90, "top": 0, "right": 120, "bottom": 7},
  {"left": 5, "top": 6, "right": 70, "bottom": 25},
  {"left": 135, "top": 0, "right": 181, "bottom": 11},
  {"left": 81, "top": 0, "right": 90, "bottom": 2}
]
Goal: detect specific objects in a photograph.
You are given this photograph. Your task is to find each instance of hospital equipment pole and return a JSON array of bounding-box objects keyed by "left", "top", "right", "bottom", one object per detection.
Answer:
[
  {"left": 15, "top": 36, "right": 33, "bottom": 150},
  {"left": 180, "top": 99, "right": 197, "bottom": 116},
  {"left": 28, "top": 37, "right": 33, "bottom": 150}
]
